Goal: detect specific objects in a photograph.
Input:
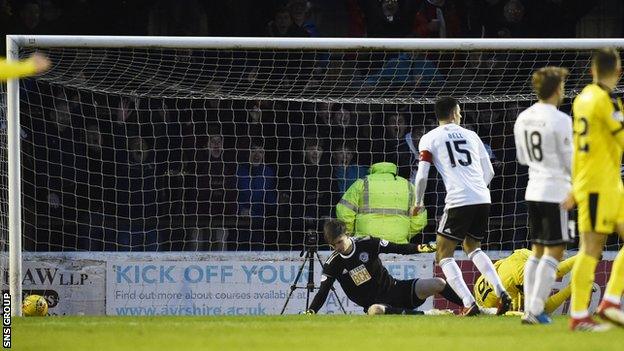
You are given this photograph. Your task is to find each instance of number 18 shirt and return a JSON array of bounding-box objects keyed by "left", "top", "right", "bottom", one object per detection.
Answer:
[
  {"left": 513, "top": 102, "right": 573, "bottom": 203},
  {"left": 418, "top": 124, "right": 493, "bottom": 209}
]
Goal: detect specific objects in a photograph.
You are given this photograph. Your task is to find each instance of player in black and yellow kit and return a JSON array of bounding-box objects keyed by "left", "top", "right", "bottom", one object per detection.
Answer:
[
  {"left": 563, "top": 48, "right": 624, "bottom": 331},
  {"left": 474, "top": 249, "right": 576, "bottom": 314},
  {"left": 305, "top": 219, "right": 462, "bottom": 315}
]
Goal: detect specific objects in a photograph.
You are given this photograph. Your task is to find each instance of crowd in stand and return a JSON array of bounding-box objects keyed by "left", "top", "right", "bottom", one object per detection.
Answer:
[
  {"left": 4, "top": 0, "right": 622, "bottom": 252},
  {"left": 18, "top": 84, "right": 527, "bottom": 252},
  {"left": 0, "top": 0, "right": 612, "bottom": 42}
]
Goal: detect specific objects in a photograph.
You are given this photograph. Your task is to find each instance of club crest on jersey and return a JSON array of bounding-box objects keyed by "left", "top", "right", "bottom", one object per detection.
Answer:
[
  {"left": 349, "top": 265, "right": 372, "bottom": 286},
  {"left": 359, "top": 252, "right": 369, "bottom": 263},
  {"left": 380, "top": 240, "right": 389, "bottom": 247}
]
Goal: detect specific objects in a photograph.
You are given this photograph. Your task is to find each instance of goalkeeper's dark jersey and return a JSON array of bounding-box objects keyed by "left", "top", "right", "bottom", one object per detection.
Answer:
[{"left": 309, "top": 236, "right": 419, "bottom": 312}]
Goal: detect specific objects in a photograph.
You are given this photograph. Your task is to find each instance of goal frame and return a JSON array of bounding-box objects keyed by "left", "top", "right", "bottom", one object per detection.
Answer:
[{"left": 6, "top": 35, "right": 624, "bottom": 316}]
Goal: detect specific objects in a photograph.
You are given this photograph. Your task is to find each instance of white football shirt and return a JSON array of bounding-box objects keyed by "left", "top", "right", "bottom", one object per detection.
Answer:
[
  {"left": 419, "top": 123, "right": 493, "bottom": 209},
  {"left": 513, "top": 102, "right": 572, "bottom": 203}
]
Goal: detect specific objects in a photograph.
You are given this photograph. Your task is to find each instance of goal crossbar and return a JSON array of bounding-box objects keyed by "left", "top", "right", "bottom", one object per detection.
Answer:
[{"left": 9, "top": 36, "right": 624, "bottom": 50}]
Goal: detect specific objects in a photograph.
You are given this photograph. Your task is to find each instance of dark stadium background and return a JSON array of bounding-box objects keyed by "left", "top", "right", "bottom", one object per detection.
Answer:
[{"left": 3, "top": 0, "right": 623, "bottom": 252}]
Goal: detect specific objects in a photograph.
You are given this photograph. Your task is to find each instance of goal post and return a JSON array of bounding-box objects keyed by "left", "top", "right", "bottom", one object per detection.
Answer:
[
  {"left": 4, "top": 36, "right": 624, "bottom": 316},
  {"left": 6, "top": 35, "right": 23, "bottom": 317}
]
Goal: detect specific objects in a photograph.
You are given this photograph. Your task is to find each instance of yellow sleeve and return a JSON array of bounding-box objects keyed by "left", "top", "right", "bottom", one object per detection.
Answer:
[
  {"left": 544, "top": 285, "right": 571, "bottom": 314},
  {"left": 602, "top": 97, "right": 624, "bottom": 148},
  {"left": 556, "top": 255, "right": 577, "bottom": 279},
  {"left": 0, "top": 58, "right": 38, "bottom": 80},
  {"left": 336, "top": 179, "right": 363, "bottom": 234}
]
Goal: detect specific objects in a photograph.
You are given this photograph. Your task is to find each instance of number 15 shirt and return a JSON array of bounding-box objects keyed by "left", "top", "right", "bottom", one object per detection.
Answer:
[{"left": 418, "top": 123, "right": 493, "bottom": 210}]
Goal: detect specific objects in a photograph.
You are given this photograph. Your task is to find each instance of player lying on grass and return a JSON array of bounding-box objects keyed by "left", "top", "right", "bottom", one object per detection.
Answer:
[
  {"left": 305, "top": 219, "right": 463, "bottom": 315},
  {"left": 473, "top": 249, "right": 576, "bottom": 314}
]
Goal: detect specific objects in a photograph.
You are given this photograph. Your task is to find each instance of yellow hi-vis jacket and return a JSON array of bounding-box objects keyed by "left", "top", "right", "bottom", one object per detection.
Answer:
[
  {"left": 0, "top": 58, "right": 37, "bottom": 81},
  {"left": 336, "top": 162, "right": 427, "bottom": 243}
]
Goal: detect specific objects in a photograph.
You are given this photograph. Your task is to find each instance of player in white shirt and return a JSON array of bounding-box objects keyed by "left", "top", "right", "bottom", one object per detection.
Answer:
[
  {"left": 412, "top": 97, "right": 511, "bottom": 316},
  {"left": 513, "top": 66, "right": 572, "bottom": 324}
]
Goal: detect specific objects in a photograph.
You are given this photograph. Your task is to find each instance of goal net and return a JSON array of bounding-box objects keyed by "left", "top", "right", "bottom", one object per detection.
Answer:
[{"left": 2, "top": 37, "right": 623, "bottom": 315}]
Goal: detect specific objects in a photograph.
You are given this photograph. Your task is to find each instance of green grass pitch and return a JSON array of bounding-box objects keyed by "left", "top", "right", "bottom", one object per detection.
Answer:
[{"left": 14, "top": 315, "right": 624, "bottom": 351}]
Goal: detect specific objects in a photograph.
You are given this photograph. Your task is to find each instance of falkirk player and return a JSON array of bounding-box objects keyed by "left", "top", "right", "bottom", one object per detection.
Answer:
[
  {"left": 305, "top": 219, "right": 463, "bottom": 315},
  {"left": 513, "top": 66, "right": 573, "bottom": 324},
  {"left": 412, "top": 97, "right": 511, "bottom": 316},
  {"left": 0, "top": 52, "right": 50, "bottom": 80},
  {"left": 565, "top": 48, "right": 624, "bottom": 331},
  {"left": 474, "top": 249, "right": 576, "bottom": 315}
]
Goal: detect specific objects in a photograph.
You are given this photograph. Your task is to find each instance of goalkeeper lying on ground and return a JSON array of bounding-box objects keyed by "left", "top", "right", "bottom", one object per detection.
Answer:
[
  {"left": 305, "top": 219, "right": 462, "bottom": 315},
  {"left": 474, "top": 249, "right": 576, "bottom": 313}
]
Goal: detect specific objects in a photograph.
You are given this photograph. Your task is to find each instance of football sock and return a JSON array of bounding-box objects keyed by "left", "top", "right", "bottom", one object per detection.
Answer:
[
  {"left": 469, "top": 249, "right": 506, "bottom": 297},
  {"left": 523, "top": 255, "right": 539, "bottom": 312},
  {"left": 604, "top": 247, "right": 624, "bottom": 304},
  {"left": 440, "top": 257, "right": 475, "bottom": 307},
  {"left": 570, "top": 252, "right": 598, "bottom": 319},
  {"left": 556, "top": 254, "right": 577, "bottom": 278},
  {"left": 440, "top": 282, "right": 463, "bottom": 306},
  {"left": 529, "top": 255, "right": 558, "bottom": 315},
  {"left": 544, "top": 284, "right": 571, "bottom": 314}
]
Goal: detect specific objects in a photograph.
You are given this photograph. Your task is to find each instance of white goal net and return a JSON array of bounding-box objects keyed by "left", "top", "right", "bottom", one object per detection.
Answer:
[{"left": 2, "top": 37, "right": 623, "bottom": 315}]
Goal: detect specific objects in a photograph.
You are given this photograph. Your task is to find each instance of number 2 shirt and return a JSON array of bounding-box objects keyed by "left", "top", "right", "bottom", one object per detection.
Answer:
[{"left": 419, "top": 123, "right": 493, "bottom": 209}]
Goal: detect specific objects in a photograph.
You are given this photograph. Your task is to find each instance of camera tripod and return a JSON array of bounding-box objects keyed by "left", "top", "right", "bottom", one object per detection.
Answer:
[{"left": 280, "top": 234, "right": 347, "bottom": 315}]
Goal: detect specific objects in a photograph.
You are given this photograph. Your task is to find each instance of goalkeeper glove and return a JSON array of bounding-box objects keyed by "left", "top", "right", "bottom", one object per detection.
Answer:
[
  {"left": 417, "top": 242, "right": 437, "bottom": 253},
  {"left": 303, "top": 309, "right": 316, "bottom": 315}
]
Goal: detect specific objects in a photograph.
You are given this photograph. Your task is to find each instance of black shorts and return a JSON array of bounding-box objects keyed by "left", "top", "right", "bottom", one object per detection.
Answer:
[
  {"left": 527, "top": 201, "right": 573, "bottom": 245},
  {"left": 371, "top": 279, "right": 426, "bottom": 311},
  {"left": 437, "top": 204, "right": 490, "bottom": 242}
]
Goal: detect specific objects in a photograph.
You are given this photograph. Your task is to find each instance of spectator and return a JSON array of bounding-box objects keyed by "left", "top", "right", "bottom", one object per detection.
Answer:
[
  {"left": 413, "top": 0, "right": 463, "bottom": 38},
  {"left": 372, "top": 112, "right": 413, "bottom": 179},
  {"left": 283, "top": 138, "right": 335, "bottom": 244},
  {"left": 111, "top": 137, "right": 159, "bottom": 251},
  {"left": 483, "top": 0, "right": 531, "bottom": 38},
  {"left": 266, "top": 6, "right": 310, "bottom": 37},
  {"left": 314, "top": 102, "right": 361, "bottom": 153},
  {"left": 332, "top": 141, "right": 368, "bottom": 197},
  {"left": 358, "top": 0, "right": 417, "bottom": 38},
  {"left": 236, "top": 138, "right": 277, "bottom": 215},
  {"left": 288, "top": 0, "right": 320, "bottom": 36},
  {"left": 235, "top": 139, "right": 278, "bottom": 250},
  {"left": 189, "top": 127, "right": 237, "bottom": 250},
  {"left": 336, "top": 162, "right": 427, "bottom": 244}
]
